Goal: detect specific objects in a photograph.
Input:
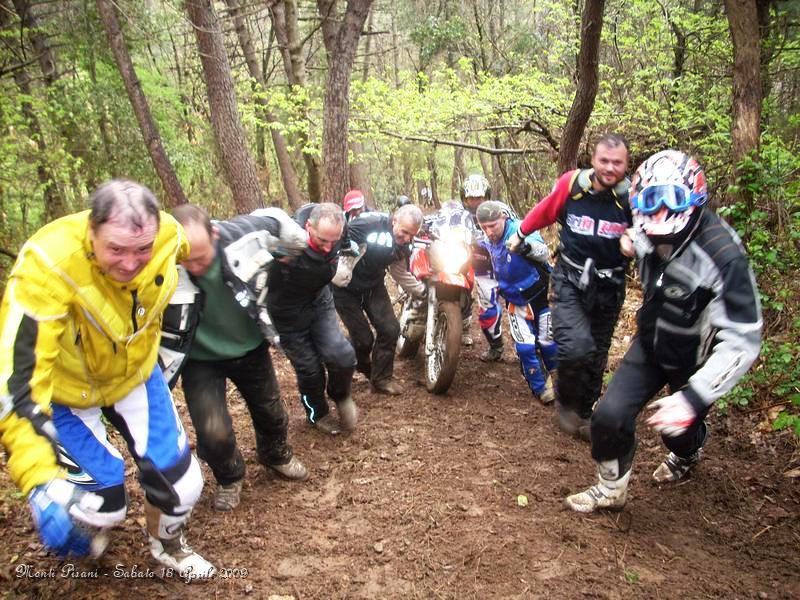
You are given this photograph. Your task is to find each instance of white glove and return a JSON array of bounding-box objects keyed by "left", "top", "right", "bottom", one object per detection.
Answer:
[{"left": 646, "top": 391, "right": 697, "bottom": 437}]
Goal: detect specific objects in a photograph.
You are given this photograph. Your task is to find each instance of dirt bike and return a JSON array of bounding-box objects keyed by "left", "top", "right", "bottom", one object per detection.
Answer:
[{"left": 396, "top": 223, "right": 475, "bottom": 394}]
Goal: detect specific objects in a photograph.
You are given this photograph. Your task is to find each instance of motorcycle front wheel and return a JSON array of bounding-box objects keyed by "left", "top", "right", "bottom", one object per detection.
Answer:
[{"left": 425, "top": 300, "right": 462, "bottom": 394}]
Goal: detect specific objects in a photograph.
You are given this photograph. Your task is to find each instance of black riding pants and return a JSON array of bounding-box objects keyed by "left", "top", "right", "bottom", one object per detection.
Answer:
[
  {"left": 591, "top": 336, "right": 710, "bottom": 464},
  {"left": 550, "top": 260, "right": 626, "bottom": 418},
  {"left": 278, "top": 287, "right": 356, "bottom": 422}
]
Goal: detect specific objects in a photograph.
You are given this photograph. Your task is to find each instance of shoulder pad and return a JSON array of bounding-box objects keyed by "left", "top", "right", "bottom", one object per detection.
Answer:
[
  {"left": 570, "top": 169, "right": 593, "bottom": 199},
  {"left": 612, "top": 177, "right": 631, "bottom": 198}
]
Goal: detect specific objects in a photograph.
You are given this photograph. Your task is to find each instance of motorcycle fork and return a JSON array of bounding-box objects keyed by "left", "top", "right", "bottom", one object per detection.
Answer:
[{"left": 424, "top": 285, "right": 438, "bottom": 356}]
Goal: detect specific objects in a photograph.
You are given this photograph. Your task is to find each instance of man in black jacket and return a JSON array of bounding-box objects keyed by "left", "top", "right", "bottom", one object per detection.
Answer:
[
  {"left": 333, "top": 204, "right": 425, "bottom": 395},
  {"left": 165, "top": 205, "right": 309, "bottom": 513},
  {"left": 267, "top": 203, "right": 358, "bottom": 435},
  {"left": 564, "top": 150, "right": 762, "bottom": 512},
  {"left": 507, "top": 134, "right": 632, "bottom": 440}
]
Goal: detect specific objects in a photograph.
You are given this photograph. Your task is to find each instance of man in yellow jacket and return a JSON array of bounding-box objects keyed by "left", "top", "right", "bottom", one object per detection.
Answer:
[{"left": 0, "top": 180, "right": 215, "bottom": 580}]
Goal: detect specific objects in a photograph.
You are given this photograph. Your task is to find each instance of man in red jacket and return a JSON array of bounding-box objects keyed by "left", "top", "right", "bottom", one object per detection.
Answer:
[{"left": 507, "top": 134, "right": 632, "bottom": 440}]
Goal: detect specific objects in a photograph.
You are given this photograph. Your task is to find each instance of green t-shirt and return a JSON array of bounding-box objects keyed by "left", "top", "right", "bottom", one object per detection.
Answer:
[{"left": 189, "top": 254, "right": 264, "bottom": 361}]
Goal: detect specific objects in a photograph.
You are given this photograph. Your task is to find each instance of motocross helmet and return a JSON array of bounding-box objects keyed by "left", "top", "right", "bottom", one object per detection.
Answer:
[
  {"left": 630, "top": 150, "right": 707, "bottom": 245},
  {"left": 460, "top": 174, "right": 491, "bottom": 202},
  {"left": 396, "top": 195, "right": 412, "bottom": 208}
]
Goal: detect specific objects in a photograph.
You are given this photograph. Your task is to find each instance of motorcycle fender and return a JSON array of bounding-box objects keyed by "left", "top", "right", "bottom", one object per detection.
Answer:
[
  {"left": 409, "top": 247, "right": 432, "bottom": 280},
  {"left": 437, "top": 272, "right": 470, "bottom": 288}
]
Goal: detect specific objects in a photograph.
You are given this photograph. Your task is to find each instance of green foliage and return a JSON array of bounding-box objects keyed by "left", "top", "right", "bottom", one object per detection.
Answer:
[{"left": 717, "top": 137, "right": 800, "bottom": 436}]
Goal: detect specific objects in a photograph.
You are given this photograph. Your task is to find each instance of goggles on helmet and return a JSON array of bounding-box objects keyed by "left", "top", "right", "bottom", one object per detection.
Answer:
[{"left": 632, "top": 183, "right": 696, "bottom": 215}]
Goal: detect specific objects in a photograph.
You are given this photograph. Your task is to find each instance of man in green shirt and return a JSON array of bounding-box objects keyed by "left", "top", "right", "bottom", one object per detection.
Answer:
[{"left": 168, "top": 204, "right": 309, "bottom": 512}]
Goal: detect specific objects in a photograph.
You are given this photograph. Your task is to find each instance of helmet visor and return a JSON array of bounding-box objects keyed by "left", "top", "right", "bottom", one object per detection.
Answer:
[{"left": 634, "top": 184, "right": 692, "bottom": 215}]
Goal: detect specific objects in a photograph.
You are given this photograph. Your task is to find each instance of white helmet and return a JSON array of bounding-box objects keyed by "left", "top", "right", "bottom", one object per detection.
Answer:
[
  {"left": 461, "top": 174, "right": 491, "bottom": 201},
  {"left": 630, "top": 150, "right": 707, "bottom": 243}
]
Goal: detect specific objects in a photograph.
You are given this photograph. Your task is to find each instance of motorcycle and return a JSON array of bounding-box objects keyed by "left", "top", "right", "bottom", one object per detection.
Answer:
[{"left": 396, "top": 222, "right": 475, "bottom": 394}]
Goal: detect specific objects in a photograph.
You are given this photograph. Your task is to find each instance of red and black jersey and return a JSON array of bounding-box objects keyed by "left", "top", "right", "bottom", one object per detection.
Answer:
[{"left": 519, "top": 169, "right": 632, "bottom": 270}]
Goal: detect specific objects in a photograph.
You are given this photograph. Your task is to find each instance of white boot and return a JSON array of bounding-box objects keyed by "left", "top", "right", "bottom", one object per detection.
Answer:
[
  {"left": 564, "top": 460, "right": 631, "bottom": 513},
  {"left": 146, "top": 500, "right": 216, "bottom": 581},
  {"left": 149, "top": 532, "right": 216, "bottom": 581}
]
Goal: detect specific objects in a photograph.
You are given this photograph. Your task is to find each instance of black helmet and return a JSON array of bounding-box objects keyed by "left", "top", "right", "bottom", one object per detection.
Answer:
[{"left": 396, "top": 195, "right": 412, "bottom": 208}]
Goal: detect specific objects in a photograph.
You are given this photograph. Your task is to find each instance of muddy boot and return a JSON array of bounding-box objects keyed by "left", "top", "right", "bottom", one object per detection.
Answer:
[
  {"left": 145, "top": 499, "right": 216, "bottom": 581},
  {"left": 653, "top": 450, "right": 703, "bottom": 483},
  {"left": 535, "top": 377, "right": 555, "bottom": 405},
  {"left": 564, "top": 460, "right": 631, "bottom": 513},
  {"left": 268, "top": 456, "right": 309, "bottom": 481},
  {"left": 480, "top": 343, "right": 503, "bottom": 363},
  {"left": 653, "top": 428, "right": 708, "bottom": 483},
  {"left": 312, "top": 413, "right": 341, "bottom": 436},
  {"left": 336, "top": 396, "right": 359, "bottom": 432},
  {"left": 212, "top": 480, "right": 243, "bottom": 511},
  {"left": 556, "top": 401, "right": 590, "bottom": 442},
  {"left": 371, "top": 379, "right": 402, "bottom": 396}
]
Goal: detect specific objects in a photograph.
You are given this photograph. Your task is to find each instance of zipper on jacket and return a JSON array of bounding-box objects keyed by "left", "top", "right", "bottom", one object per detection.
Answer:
[{"left": 130, "top": 290, "right": 139, "bottom": 333}]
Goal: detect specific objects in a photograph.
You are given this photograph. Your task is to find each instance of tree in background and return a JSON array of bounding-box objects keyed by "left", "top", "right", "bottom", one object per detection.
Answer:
[
  {"left": 558, "top": 0, "right": 605, "bottom": 173},
  {"left": 316, "top": 0, "right": 375, "bottom": 204},
  {"left": 223, "top": 0, "right": 304, "bottom": 210},
  {"left": 724, "top": 0, "right": 763, "bottom": 214},
  {"left": 96, "top": 0, "right": 188, "bottom": 207},
  {"left": 186, "top": 0, "right": 264, "bottom": 213}
]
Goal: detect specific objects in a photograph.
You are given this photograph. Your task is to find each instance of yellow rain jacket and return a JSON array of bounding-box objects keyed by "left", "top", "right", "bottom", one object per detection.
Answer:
[{"left": 0, "top": 210, "right": 188, "bottom": 494}]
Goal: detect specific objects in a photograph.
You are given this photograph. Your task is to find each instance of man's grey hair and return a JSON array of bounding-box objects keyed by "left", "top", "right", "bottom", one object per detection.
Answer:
[
  {"left": 309, "top": 202, "right": 345, "bottom": 228},
  {"left": 394, "top": 204, "right": 424, "bottom": 228},
  {"left": 89, "top": 179, "right": 160, "bottom": 232}
]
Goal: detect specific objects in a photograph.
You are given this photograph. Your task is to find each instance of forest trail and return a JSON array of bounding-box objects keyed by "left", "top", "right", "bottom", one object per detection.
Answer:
[{"left": 1, "top": 288, "right": 798, "bottom": 599}]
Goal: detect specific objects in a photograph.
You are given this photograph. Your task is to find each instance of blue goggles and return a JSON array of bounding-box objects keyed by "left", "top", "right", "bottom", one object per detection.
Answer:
[{"left": 633, "top": 184, "right": 701, "bottom": 215}]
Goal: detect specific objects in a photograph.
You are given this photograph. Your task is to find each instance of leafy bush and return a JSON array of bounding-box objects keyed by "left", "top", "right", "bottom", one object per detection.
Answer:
[{"left": 718, "top": 138, "right": 800, "bottom": 437}]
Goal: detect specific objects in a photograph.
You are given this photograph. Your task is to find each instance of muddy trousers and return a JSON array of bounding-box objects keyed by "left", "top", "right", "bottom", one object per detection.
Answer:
[
  {"left": 278, "top": 287, "right": 357, "bottom": 423},
  {"left": 551, "top": 261, "right": 625, "bottom": 419},
  {"left": 181, "top": 342, "right": 292, "bottom": 486},
  {"left": 591, "top": 337, "right": 710, "bottom": 467},
  {"left": 333, "top": 283, "right": 400, "bottom": 386}
]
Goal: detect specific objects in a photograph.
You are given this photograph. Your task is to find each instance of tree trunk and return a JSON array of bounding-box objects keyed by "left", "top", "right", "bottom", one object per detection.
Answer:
[
  {"left": 316, "top": 0, "right": 374, "bottom": 205},
  {"left": 0, "top": 3, "right": 62, "bottom": 220},
  {"left": 186, "top": 0, "right": 263, "bottom": 213},
  {"left": 724, "top": 0, "right": 762, "bottom": 211},
  {"left": 11, "top": 0, "right": 57, "bottom": 85},
  {"left": 348, "top": 8, "right": 375, "bottom": 206},
  {"left": 558, "top": 0, "right": 606, "bottom": 173},
  {"left": 224, "top": 0, "right": 304, "bottom": 209},
  {"left": 427, "top": 151, "right": 440, "bottom": 210},
  {"left": 270, "top": 0, "right": 321, "bottom": 201},
  {"left": 451, "top": 146, "right": 465, "bottom": 198},
  {"left": 96, "top": 0, "right": 188, "bottom": 207}
]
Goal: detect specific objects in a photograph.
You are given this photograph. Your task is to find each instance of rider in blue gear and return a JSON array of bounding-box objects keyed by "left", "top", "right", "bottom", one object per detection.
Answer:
[{"left": 476, "top": 201, "right": 558, "bottom": 402}]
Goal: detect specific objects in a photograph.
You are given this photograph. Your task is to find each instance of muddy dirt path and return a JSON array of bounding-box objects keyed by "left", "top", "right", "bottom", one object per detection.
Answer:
[{"left": 1, "top": 291, "right": 798, "bottom": 599}]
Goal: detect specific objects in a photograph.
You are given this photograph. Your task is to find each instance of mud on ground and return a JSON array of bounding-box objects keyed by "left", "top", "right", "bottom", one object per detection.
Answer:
[{"left": 1, "top": 289, "right": 798, "bottom": 599}]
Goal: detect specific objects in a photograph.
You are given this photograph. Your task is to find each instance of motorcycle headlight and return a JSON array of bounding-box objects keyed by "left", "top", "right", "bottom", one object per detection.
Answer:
[
  {"left": 430, "top": 238, "right": 470, "bottom": 274},
  {"left": 441, "top": 243, "right": 469, "bottom": 274}
]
